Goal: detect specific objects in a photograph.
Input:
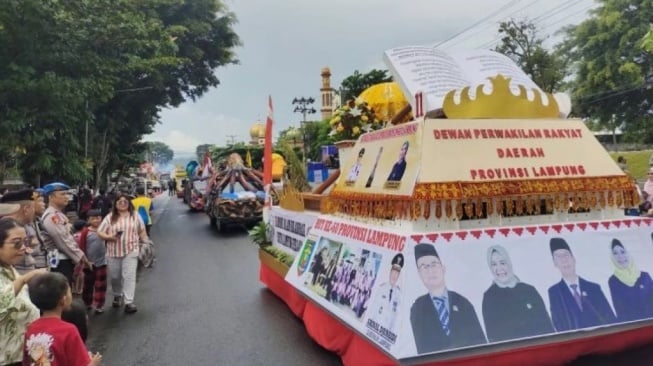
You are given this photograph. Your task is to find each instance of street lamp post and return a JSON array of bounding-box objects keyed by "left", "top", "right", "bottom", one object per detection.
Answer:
[{"left": 292, "top": 97, "right": 316, "bottom": 163}]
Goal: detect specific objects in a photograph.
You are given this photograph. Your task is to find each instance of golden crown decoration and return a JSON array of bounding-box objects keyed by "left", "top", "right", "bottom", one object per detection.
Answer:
[
  {"left": 279, "top": 182, "right": 305, "bottom": 212},
  {"left": 442, "top": 74, "right": 560, "bottom": 119}
]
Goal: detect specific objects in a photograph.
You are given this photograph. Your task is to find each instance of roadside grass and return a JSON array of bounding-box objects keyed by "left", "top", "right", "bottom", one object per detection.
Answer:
[{"left": 609, "top": 150, "right": 652, "bottom": 181}]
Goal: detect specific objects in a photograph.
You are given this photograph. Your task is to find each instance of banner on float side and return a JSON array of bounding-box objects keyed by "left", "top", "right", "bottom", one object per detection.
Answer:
[
  {"left": 333, "top": 121, "right": 422, "bottom": 197},
  {"left": 285, "top": 217, "right": 653, "bottom": 360},
  {"left": 268, "top": 206, "right": 318, "bottom": 255}
]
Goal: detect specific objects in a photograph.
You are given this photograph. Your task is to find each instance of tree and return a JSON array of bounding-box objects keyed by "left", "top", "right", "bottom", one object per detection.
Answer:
[
  {"left": 196, "top": 144, "right": 215, "bottom": 161},
  {"left": 339, "top": 69, "right": 392, "bottom": 101},
  {"left": 560, "top": 0, "right": 653, "bottom": 143},
  {"left": 145, "top": 141, "right": 174, "bottom": 163},
  {"left": 494, "top": 19, "right": 567, "bottom": 93},
  {"left": 0, "top": 0, "right": 240, "bottom": 186}
]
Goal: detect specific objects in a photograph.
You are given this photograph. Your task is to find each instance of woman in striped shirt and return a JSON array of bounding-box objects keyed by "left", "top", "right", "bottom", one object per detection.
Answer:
[{"left": 97, "top": 194, "right": 148, "bottom": 314}]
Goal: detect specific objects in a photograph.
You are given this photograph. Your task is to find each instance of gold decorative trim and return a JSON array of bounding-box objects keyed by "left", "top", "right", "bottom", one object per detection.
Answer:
[
  {"left": 279, "top": 182, "right": 305, "bottom": 212},
  {"left": 442, "top": 74, "right": 560, "bottom": 119}
]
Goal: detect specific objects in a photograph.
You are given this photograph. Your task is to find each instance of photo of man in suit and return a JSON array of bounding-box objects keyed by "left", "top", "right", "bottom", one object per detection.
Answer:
[
  {"left": 386, "top": 141, "right": 409, "bottom": 182},
  {"left": 345, "top": 148, "right": 365, "bottom": 184},
  {"left": 548, "top": 237, "right": 616, "bottom": 332},
  {"left": 410, "top": 243, "right": 486, "bottom": 354}
]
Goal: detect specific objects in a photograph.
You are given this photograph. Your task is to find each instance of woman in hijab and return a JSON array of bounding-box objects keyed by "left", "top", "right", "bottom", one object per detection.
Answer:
[
  {"left": 608, "top": 239, "right": 653, "bottom": 322},
  {"left": 482, "top": 245, "right": 554, "bottom": 343}
]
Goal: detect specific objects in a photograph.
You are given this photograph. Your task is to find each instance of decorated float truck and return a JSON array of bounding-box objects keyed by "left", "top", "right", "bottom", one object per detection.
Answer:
[
  {"left": 265, "top": 76, "right": 653, "bottom": 366},
  {"left": 206, "top": 153, "right": 266, "bottom": 231}
]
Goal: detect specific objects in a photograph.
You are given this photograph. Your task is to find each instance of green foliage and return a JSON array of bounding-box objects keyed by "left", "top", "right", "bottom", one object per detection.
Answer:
[
  {"left": 280, "top": 142, "right": 311, "bottom": 192},
  {"left": 0, "top": 0, "right": 240, "bottom": 186},
  {"left": 196, "top": 144, "right": 215, "bottom": 162},
  {"left": 560, "top": 0, "right": 653, "bottom": 142},
  {"left": 211, "top": 145, "right": 264, "bottom": 170},
  {"left": 248, "top": 221, "right": 271, "bottom": 248},
  {"left": 145, "top": 141, "right": 174, "bottom": 163},
  {"left": 261, "top": 245, "right": 295, "bottom": 267},
  {"left": 340, "top": 69, "right": 392, "bottom": 101},
  {"left": 494, "top": 19, "right": 567, "bottom": 93}
]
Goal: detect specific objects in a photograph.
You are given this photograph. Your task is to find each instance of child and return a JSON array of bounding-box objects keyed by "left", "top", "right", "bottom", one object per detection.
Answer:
[
  {"left": 62, "top": 299, "right": 89, "bottom": 342},
  {"left": 24, "top": 272, "right": 102, "bottom": 366},
  {"left": 80, "top": 209, "right": 108, "bottom": 314},
  {"left": 71, "top": 220, "right": 88, "bottom": 296}
]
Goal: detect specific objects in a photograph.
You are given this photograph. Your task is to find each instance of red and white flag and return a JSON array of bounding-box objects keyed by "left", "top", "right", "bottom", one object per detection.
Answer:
[{"left": 263, "top": 96, "right": 274, "bottom": 221}]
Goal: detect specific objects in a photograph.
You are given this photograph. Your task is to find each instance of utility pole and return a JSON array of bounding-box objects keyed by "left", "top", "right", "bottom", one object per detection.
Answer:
[
  {"left": 225, "top": 135, "right": 238, "bottom": 146},
  {"left": 292, "top": 97, "right": 317, "bottom": 163}
]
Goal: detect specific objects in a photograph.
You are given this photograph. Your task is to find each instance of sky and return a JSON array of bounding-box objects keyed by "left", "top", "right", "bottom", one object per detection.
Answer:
[{"left": 146, "top": 0, "right": 597, "bottom": 155}]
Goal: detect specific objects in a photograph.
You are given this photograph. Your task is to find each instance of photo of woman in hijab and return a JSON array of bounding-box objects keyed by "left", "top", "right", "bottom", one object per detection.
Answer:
[
  {"left": 608, "top": 239, "right": 653, "bottom": 323},
  {"left": 482, "top": 245, "right": 554, "bottom": 343}
]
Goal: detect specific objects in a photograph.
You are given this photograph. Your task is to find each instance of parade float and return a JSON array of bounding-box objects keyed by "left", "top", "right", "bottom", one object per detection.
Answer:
[
  {"left": 206, "top": 152, "right": 266, "bottom": 231},
  {"left": 183, "top": 160, "right": 208, "bottom": 211},
  {"left": 257, "top": 46, "right": 653, "bottom": 366}
]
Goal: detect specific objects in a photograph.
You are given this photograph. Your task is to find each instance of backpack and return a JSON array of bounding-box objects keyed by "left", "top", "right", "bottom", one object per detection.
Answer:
[{"left": 137, "top": 206, "right": 150, "bottom": 225}]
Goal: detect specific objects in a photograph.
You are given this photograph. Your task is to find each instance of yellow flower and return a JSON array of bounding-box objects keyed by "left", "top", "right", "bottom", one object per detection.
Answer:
[
  {"left": 331, "top": 116, "right": 341, "bottom": 124},
  {"left": 336, "top": 125, "right": 344, "bottom": 132},
  {"left": 352, "top": 126, "right": 360, "bottom": 135},
  {"left": 343, "top": 106, "right": 350, "bottom": 111},
  {"left": 361, "top": 115, "right": 368, "bottom": 122}
]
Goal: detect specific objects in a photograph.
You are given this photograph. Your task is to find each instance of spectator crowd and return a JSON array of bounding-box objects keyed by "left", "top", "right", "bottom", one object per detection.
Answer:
[{"left": 1, "top": 182, "right": 154, "bottom": 366}]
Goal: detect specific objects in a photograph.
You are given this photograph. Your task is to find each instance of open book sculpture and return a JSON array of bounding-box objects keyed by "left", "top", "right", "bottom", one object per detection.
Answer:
[{"left": 383, "top": 46, "right": 569, "bottom": 118}]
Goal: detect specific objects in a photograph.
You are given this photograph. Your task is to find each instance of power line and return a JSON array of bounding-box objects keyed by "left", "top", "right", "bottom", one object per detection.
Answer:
[
  {"left": 225, "top": 135, "right": 238, "bottom": 145},
  {"left": 434, "top": 0, "right": 523, "bottom": 49},
  {"left": 477, "top": 0, "right": 595, "bottom": 50},
  {"left": 438, "top": 0, "right": 541, "bottom": 49}
]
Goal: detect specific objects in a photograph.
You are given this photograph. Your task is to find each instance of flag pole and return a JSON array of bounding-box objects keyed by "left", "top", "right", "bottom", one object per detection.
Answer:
[{"left": 263, "top": 96, "right": 274, "bottom": 224}]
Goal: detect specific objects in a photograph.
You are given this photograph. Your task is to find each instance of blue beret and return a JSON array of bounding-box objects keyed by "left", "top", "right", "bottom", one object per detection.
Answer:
[{"left": 42, "top": 182, "right": 70, "bottom": 195}]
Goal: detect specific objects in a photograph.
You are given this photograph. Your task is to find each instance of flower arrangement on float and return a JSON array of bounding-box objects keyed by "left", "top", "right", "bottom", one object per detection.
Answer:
[{"left": 329, "top": 99, "right": 383, "bottom": 141}]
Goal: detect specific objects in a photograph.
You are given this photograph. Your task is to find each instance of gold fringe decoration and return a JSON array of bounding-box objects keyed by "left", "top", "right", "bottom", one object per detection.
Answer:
[
  {"left": 445, "top": 200, "right": 453, "bottom": 218},
  {"left": 464, "top": 199, "right": 474, "bottom": 218},
  {"left": 615, "top": 191, "right": 624, "bottom": 208},
  {"left": 505, "top": 199, "right": 514, "bottom": 216},
  {"left": 411, "top": 201, "right": 421, "bottom": 220},
  {"left": 455, "top": 200, "right": 463, "bottom": 220},
  {"left": 435, "top": 201, "right": 442, "bottom": 219},
  {"left": 486, "top": 199, "right": 494, "bottom": 217},
  {"left": 423, "top": 201, "right": 431, "bottom": 220},
  {"left": 589, "top": 192, "right": 598, "bottom": 209},
  {"left": 598, "top": 192, "right": 606, "bottom": 208},
  {"left": 515, "top": 197, "right": 524, "bottom": 216},
  {"left": 545, "top": 196, "right": 554, "bottom": 213},
  {"left": 575, "top": 194, "right": 583, "bottom": 211},
  {"left": 474, "top": 199, "right": 483, "bottom": 218},
  {"left": 607, "top": 191, "right": 615, "bottom": 207}
]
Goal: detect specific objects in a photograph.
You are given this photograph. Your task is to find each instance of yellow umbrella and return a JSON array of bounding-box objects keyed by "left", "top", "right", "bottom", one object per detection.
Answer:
[{"left": 358, "top": 82, "right": 410, "bottom": 122}]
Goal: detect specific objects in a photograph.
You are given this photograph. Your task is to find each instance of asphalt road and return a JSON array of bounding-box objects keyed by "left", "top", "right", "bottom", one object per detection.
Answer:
[
  {"left": 86, "top": 194, "right": 340, "bottom": 366},
  {"left": 86, "top": 194, "right": 653, "bottom": 366}
]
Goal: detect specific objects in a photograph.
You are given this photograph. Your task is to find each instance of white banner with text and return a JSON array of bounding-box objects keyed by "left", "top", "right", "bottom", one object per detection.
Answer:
[{"left": 285, "top": 216, "right": 653, "bottom": 360}]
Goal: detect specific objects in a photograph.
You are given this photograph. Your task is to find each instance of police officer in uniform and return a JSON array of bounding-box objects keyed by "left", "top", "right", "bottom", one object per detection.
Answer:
[
  {"left": 40, "top": 182, "right": 90, "bottom": 284},
  {"left": 368, "top": 253, "right": 404, "bottom": 336}
]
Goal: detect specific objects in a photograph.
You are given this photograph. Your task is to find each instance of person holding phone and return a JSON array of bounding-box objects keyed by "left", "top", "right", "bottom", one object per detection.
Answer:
[{"left": 97, "top": 194, "right": 148, "bottom": 314}]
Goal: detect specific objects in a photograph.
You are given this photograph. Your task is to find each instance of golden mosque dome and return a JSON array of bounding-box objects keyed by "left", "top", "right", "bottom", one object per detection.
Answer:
[{"left": 249, "top": 121, "right": 266, "bottom": 139}]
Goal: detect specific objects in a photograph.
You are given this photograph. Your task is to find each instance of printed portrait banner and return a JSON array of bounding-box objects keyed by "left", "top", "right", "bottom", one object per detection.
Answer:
[
  {"left": 285, "top": 216, "right": 413, "bottom": 356},
  {"left": 419, "top": 119, "right": 625, "bottom": 183},
  {"left": 286, "top": 216, "right": 653, "bottom": 361},
  {"left": 268, "top": 206, "right": 318, "bottom": 255},
  {"left": 333, "top": 121, "right": 422, "bottom": 197}
]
